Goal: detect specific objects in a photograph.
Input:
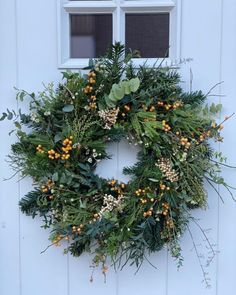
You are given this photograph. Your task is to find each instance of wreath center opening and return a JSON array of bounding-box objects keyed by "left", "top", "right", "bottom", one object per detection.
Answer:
[{"left": 95, "top": 139, "right": 140, "bottom": 182}]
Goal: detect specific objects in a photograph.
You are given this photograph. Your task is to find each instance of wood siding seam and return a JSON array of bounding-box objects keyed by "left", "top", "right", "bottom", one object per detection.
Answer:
[
  {"left": 116, "top": 142, "right": 120, "bottom": 295},
  {"left": 67, "top": 250, "right": 70, "bottom": 295},
  {"left": 15, "top": 0, "right": 22, "bottom": 293},
  {"left": 215, "top": 0, "right": 224, "bottom": 294},
  {"left": 165, "top": 250, "right": 169, "bottom": 295}
]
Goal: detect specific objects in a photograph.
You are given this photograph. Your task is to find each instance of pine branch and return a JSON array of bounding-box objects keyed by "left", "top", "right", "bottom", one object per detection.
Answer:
[{"left": 180, "top": 91, "right": 206, "bottom": 106}]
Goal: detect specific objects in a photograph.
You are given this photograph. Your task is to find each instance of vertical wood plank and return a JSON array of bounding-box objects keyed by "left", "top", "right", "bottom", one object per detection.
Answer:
[
  {"left": 15, "top": 1, "right": 69, "bottom": 294},
  {"left": 167, "top": 0, "right": 223, "bottom": 294},
  {"left": 217, "top": 0, "right": 236, "bottom": 293},
  {"left": 68, "top": 143, "right": 118, "bottom": 295},
  {"left": 117, "top": 140, "right": 168, "bottom": 295},
  {"left": 0, "top": 1, "right": 20, "bottom": 294}
]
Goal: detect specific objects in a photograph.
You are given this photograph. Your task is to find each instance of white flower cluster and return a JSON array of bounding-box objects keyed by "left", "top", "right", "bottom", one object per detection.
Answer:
[
  {"left": 52, "top": 209, "right": 60, "bottom": 220},
  {"left": 30, "top": 111, "right": 40, "bottom": 123},
  {"left": 44, "top": 111, "right": 51, "bottom": 116},
  {"left": 62, "top": 210, "right": 68, "bottom": 222},
  {"left": 87, "top": 148, "right": 102, "bottom": 163},
  {"left": 99, "top": 194, "right": 124, "bottom": 217},
  {"left": 94, "top": 62, "right": 106, "bottom": 74},
  {"left": 156, "top": 158, "right": 179, "bottom": 183},
  {"left": 72, "top": 142, "right": 81, "bottom": 150},
  {"left": 98, "top": 108, "right": 119, "bottom": 130},
  {"left": 126, "top": 134, "right": 144, "bottom": 146},
  {"left": 180, "top": 152, "right": 187, "bottom": 162}
]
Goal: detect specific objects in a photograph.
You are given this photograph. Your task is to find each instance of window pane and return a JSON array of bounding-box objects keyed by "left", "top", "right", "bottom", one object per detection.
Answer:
[
  {"left": 70, "top": 14, "right": 112, "bottom": 58},
  {"left": 125, "top": 13, "right": 169, "bottom": 58}
]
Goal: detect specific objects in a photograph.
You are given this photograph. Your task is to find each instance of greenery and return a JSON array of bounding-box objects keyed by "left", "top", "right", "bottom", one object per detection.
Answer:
[{"left": 1, "top": 43, "right": 235, "bottom": 283}]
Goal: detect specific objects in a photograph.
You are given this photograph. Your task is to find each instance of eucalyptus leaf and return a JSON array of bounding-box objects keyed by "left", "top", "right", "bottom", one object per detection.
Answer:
[
  {"left": 148, "top": 178, "right": 159, "bottom": 182},
  {"left": 62, "top": 104, "right": 74, "bottom": 113},
  {"left": 129, "top": 77, "right": 140, "bottom": 92},
  {"left": 54, "top": 133, "right": 62, "bottom": 143},
  {"left": 52, "top": 172, "right": 59, "bottom": 182},
  {"left": 0, "top": 112, "right": 7, "bottom": 121},
  {"left": 106, "top": 77, "right": 140, "bottom": 107},
  {"left": 111, "top": 84, "right": 124, "bottom": 100}
]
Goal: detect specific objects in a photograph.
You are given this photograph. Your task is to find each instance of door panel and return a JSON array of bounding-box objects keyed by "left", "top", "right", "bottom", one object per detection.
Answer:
[{"left": 1, "top": 0, "right": 236, "bottom": 294}]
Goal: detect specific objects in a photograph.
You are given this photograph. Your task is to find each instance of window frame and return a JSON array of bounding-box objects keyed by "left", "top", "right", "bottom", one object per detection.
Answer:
[{"left": 57, "top": 0, "right": 182, "bottom": 69}]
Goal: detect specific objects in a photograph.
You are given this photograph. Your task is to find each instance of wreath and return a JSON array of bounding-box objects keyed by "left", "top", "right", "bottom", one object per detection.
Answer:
[{"left": 1, "top": 44, "right": 234, "bottom": 281}]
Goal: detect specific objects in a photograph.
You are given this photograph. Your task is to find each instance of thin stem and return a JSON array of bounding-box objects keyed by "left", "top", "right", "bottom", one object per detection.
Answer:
[
  {"left": 40, "top": 242, "right": 55, "bottom": 254},
  {"left": 187, "top": 225, "right": 211, "bottom": 288},
  {"left": 3, "top": 170, "right": 19, "bottom": 181},
  {"left": 210, "top": 159, "right": 236, "bottom": 169},
  {"left": 205, "top": 81, "right": 224, "bottom": 97},
  {"left": 222, "top": 183, "right": 236, "bottom": 201},
  {"left": 134, "top": 258, "right": 144, "bottom": 275},
  {"left": 189, "top": 216, "right": 216, "bottom": 258},
  {"left": 217, "top": 112, "right": 235, "bottom": 126},
  {"left": 204, "top": 177, "right": 224, "bottom": 203},
  {"left": 143, "top": 253, "right": 158, "bottom": 269}
]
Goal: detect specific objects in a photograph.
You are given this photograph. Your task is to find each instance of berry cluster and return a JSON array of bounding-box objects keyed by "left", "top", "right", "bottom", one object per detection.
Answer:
[
  {"left": 143, "top": 207, "right": 153, "bottom": 217},
  {"left": 41, "top": 179, "right": 55, "bottom": 193},
  {"left": 120, "top": 104, "right": 131, "bottom": 118},
  {"left": 84, "top": 71, "right": 97, "bottom": 110},
  {"left": 180, "top": 137, "right": 191, "bottom": 149},
  {"left": 162, "top": 202, "right": 170, "bottom": 216},
  {"left": 40, "top": 136, "right": 74, "bottom": 161},
  {"left": 166, "top": 218, "right": 174, "bottom": 228},
  {"left": 159, "top": 182, "right": 170, "bottom": 191},
  {"left": 162, "top": 120, "right": 171, "bottom": 132},
  {"left": 61, "top": 136, "right": 73, "bottom": 160},
  {"left": 48, "top": 149, "right": 61, "bottom": 160},
  {"left": 72, "top": 224, "right": 84, "bottom": 235},
  {"left": 108, "top": 180, "right": 126, "bottom": 195},
  {"left": 157, "top": 100, "right": 183, "bottom": 110},
  {"left": 36, "top": 145, "right": 44, "bottom": 154}
]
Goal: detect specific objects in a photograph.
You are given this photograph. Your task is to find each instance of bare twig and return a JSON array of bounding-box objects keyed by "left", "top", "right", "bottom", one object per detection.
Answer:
[
  {"left": 40, "top": 242, "right": 55, "bottom": 254},
  {"left": 204, "top": 177, "right": 224, "bottom": 203},
  {"left": 210, "top": 159, "right": 236, "bottom": 169},
  {"left": 187, "top": 225, "right": 211, "bottom": 288},
  {"left": 205, "top": 81, "right": 224, "bottom": 97}
]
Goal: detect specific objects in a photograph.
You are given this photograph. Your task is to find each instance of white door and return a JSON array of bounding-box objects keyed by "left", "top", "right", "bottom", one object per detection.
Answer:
[{"left": 1, "top": 1, "right": 236, "bottom": 294}]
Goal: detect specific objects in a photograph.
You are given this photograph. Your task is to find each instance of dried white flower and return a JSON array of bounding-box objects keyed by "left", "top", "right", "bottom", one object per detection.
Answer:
[
  {"left": 30, "top": 111, "right": 40, "bottom": 123},
  {"left": 156, "top": 158, "right": 179, "bottom": 183},
  {"left": 180, "top": 152, "right": 187, "bottom": 162},
  {"left": 87, "top": 158, "right": 92, "bottom": 163},
  {"left": 98, "top": 108, "right": 119, "bottom": 130},
  {"left": 99, "top": 194, "right": 124, "bottom": 217},
  {"left": 63, "top": 210, "right": 68, "bottom": 222}
]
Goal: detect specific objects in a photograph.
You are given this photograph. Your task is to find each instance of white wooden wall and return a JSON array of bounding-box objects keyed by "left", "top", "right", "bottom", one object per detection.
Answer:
[{"left": 1, "top": 1, "right": 236, "bottom": 294}]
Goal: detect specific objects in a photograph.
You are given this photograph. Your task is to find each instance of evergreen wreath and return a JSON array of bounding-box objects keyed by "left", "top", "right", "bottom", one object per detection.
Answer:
[{"left": 1, "top": 43, "right": 235, "bottom": 282}]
